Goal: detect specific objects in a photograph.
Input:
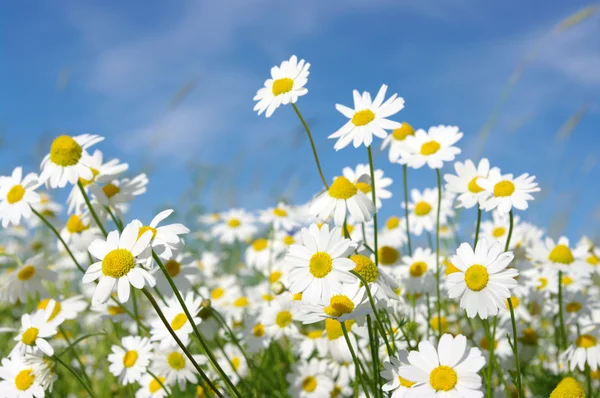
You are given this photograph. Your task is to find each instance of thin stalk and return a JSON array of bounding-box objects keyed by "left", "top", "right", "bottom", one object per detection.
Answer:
[
  {"left": 148, "top": 370, "right": 173, "bottom": 398},
  {"left": 56, "top": 332, "right": 107, "bottom": 357},
  {"left": 341, "top": 322, "right": 372, "bottom": 398},
  {"left": 435, "top": 169, "right": 443, "bottom": 338},
  {"left": 53, "top": 355, "right": 96, "bottom": 397},
  {"left": 58, "top": 326, "right": 92, "bottom": 384},
  {"left": 131, "top": 289, "right": 141, "bottom": 335},
  {"left": 402, "top": 165, "right": 413, "bottom": 256},
  {"left": 558, "top": 271, "right": 567, "bottom": 349},
  {"left": 507, "top": 299, "right": 523, "bottom": 398},
  {"left": 212, "top": 309, "right": 256, "bottom": 373},
  {"left": 141, "top": 288, "right": 225, "bottom": 398},
  {"left": 106, "top": 206, "right": 123, "bottom": 231},
  {"left": 504, "top": 210, "right": 514, "bottom": 251},
  {"left": 586, "top": 364, "right": 592, "bottom": 398},
  {"left": 291, "top": 103, "right": 328, "bottom": 189},
  {"left": 367, "top": 316, "right": 381, "bottom": 397},
  {"left": 474, "top": 207, "right": 482, "bottom": 248},
  {"left": 77, "top": 181, "right": 107, "bottom": 237},
  {"left": 367, "top": 146, "right": 379, "bottom": 265}
]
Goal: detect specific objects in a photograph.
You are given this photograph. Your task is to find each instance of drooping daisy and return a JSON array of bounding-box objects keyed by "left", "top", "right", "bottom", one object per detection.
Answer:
[
  {"left": 381, "top": 122, "right": 415, "bottom": 163},
  {"left": 329, "top": 84, "right": 404, "bottom": 150},
  {"left": 342, "top": 163, "right": 392, "bottom": 209},
  {"left": 253, "top": 55, "right": 310, "bottom": 117},
  {"left": 285, "top": 223, "right": 358, "bottom": 305},
  {"left": 351, "top": 253, "right": 398, "bottom": 301},
  {"left": 399, "top": 125, "right": 463, "bottom": 169},
  {"left": 150, "top": 292, "right": 202, "bottom": 349},
  {"left": 324, "top": 318, "right": 368, "bottom": 363},
  {"left": 0, "top": 254, "right": 56, "bottom": 304},
  {"left": 0, "top": 354, "right": 46, "bottom": 398},
  {"left": 152, "top": 346, "right": 207, "bottom": 390},
  {"left": 477, "top": 169, "right": 540, "bottom": 214},
  {"left": 39, "top": 134, "right": 104, "bottom": 188},
  {"left": 447, "top": 239, "right": 518, "bottom": 319},
  {"left": 212, "top": 209, "right": 257, "bottom": 244},
  {"left": 399, "top": 334, "right": 485, "bottom": 397},
  {"left": 287, "top": 358, "right": 335, "bottom": 398},
  {"left": 309, "top": 175, "right": 375, "bottom": 227},
  {"left": 136, "top": 373, "right": 171, "bottom": 398},
  {"left": 82, "top": 221, "right": 155, "bottom": 306},
  {"left": 381, "top": 352, "right": 414, "bottom": 398},
  {"left": 294, "top": 329, "right": 327, "bottom": 360},
  {"left": 23, "top": 351, "right": 57, "bottom": 392},
  {"left": 108, "top": 336, "right": 153, "bottom": 385},
  {"left": 0, "top": 167, "right": 41, "bottom": 227},
  {"left": 564, "top": 324, "right": 600, "bottom": 371},
  {"left": 11, "top": 301, "right": 59, "bottom": 357},
  {"left": 444, "top": 158, "right": 497, "bottom": 209},
  {"left": 130, "top": 209, "right": 190, "bottom": 261}
]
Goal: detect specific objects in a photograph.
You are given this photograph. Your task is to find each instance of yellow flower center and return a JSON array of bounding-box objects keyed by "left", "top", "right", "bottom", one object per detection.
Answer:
[
  {"left": 275, "top": 310, "right": 293, "bottom": 328},
  {"left": 49, "top": 135, "right": 82, "bottom": 166},
  {"left": 211, "top": 287, "right": 225, "bottom": 300},
  {"left": 464, "top": 264, "right": 489, "bottom": 291},
  {"left": 355, "top": 182, "right": 371, "bottom": 194},
  {"left": 108, "top": 305, "right": 125, "bottom": 316},
  {"left": 325, "top": 319, "right": 355, "bottom": 341},
  {"left": 549, "top": 377, "right": 585, "bottom": 398},
  {"left": 378, "top": 246, "right": 399, "bottom": 265},
  {"left": 507, "top": 296, "right": 520, "bottom": 308},
  {"left": 79, "top": 167, "right": 100, "bottom": 186},
  {"left": 164, "top": 259, "right": 181, "bottom": 277},
  {"left": 269, "top": 271, "right": 282, "bottom": 284},
  {"left": 399, "top": 376, "right": 416, "bottom": 388},
  {"left": 414, "top": 201, "right": 432, "bottom": 216},
  {"left": 430, "top": 366, "right": 457, "bottom": 391},
  {"left": 537, "top": 277, "right": 548, "bottom": 290},
  {"left": 17, "top": 265, "right": 36, "bottom": 281},
  {"left": 7, "top": 185, "right": 25, "bottom": 204},
  {"left": 102, "top": 183, "right": 121, "bottom": 199},
  {"left": 231, "top": 357, "right": 241, "bottom": 371},
  {"left": 283, "top": 235, "right": 295, "bottom": 245},
  {"left": 549, "top": 245, "right": 574, "bottom": 264},
  {"left": 302, "top": 376, "right": 317, "bottom": 392},
  {"left": 479, "top": 336, "right": 499, "bottom": 351},
  {"left": 102, "top": 249, "right": 135, "bottom": 278},
  {"left": 493, "top": 180, "right": 515, "bottom": 197},
  {"left": 307, "top": 330, "right": 323, "bottom": 339},
  {"left": 167, "top": 352, "right": 186, "bottom": 370},
  {"left": 492, "top": 227, "right": 506, "bottom": 238},
  {"left": 252, "top": 323, "right": 265, "bottom": 337},
  {"left": 331, "top": 385, "right": 343, "bottom": 397},
  {"left": 309, "top": 252, "right": 333, "bottom": 278},
  {"left": 430, "top": 316, "right": 448, "bottom": 332},
  {"left": 272, "top": 78, "right": 294, "bottom": 96},
  {"left": 324, "top": 295, "right": 355, "bottom": 318},
  {"left": 562, "top": 276, "right": 574, "bottom": 286},
  {"left": 386, "top": 216, "right": 400, "bottom": 230},
  {"left": 328, "top": 176, "right": 358, "bottom": 199},
  {"left": 21, "top": 327, "right": 39, "bottom": 345},
  {"left": 37, "top": 299, "right": 62, "bottom": 321},
  {"left": 234, "top": 297, "right": 249, "bottom": 307},
  {"left": 410, "top": 261, "right": 428, "bottom": 277},
  {"left": 293, "top": 292, "right": 303, "bottom": 301},
  {"left": 351, "top": 109, "right": 375, "bottom": 126},
  {"left": 15, "top": 369, "right": 35, "bottom": 391},
  {"left": 227, "top": 218, "right": 241, "bottom": 228},
  {"left": 252, "top": 238, "right": 268, "bottom": 251},
  {"left": 587, "top": 255, "right": 599, "bottom": 266},
  {"left": 262, "top": 294, "right": 275, "bottom": 302},
  {"left": 122, "top": 350, "right": 138, "bottom": 368},
  {"left": 468, "top": 177, "right": 484, "bottom": 193},
  {"left": 149, "top": 376, "right": 165, "bottom": 393},
  {"left": 66, "top": 215, "right": 89, "bottom": 234},
  {"left": 566, "top": 302, "right": 582, "bottom": 313},
  {"left": 137, "top": 226, "right": 157, "bottom": 240},
  {"left": 420, "top": 140, "right": 441, "bottom": 156},
  {"left": 392, "top": 123, "right": 414, "bottom": 141},
  {"left": 351, "top": 254, "right": 379, "bottom": 283},
  {"left": 171, "top": 313, "right": 188, "bottom": 330},
  {"left": 520, "top": 328, "right": 538, "bottom": 346},
  {"left": 444, "top": 259, "right": 460, "bottom": 275},
  {"left": 576, "top": 334, "right": 597, "bottom": 348},
  {"left": 273, "top": 208, "right": 287, "bottom": 217}
]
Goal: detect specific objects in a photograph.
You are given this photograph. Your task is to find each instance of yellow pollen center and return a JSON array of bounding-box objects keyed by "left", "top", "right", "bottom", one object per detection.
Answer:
[
  {"left": 137, "top": 226, "right": 157, "bottom": 240},
  {"left": 324, "top": 295, "right": 355, "bottom": 317},
  {"left": 269, "top": 271, "right": 282, "bottom": 283},
  {"left": 430, "top": 366, "right": 458, "bottom": 391},
  {"left": 309, "top": 252, "right": 333, "bottom": 278},
  {"left": 102, "top": 249, "right": 135, "bottom": 278},
  {"left": 79, "top": 168, "right": 100, "bottom": 186},
  {"left": 167, "top": 352, "right": 186, "bottom": 370},
  {"left": 231, "top": 357, "right": 241, "bottom": 371},
  {"left": 420, "top": 140, "right": 441, "bottom": 155},
  {"left": 122, "top": 350, "right": 138, "bottom": 368},
  {"left": 21, "top": 327, "right": 39, "bottom": 345},
  {"left": 328, "top": 176, "right": 358, "bottom": 199},
  {"left": 272, "top": 78, "right": 294, "bottom": 96},
  {"left": 283, "top": 235, "right": 295, "bottom": 245},
  {"left": 464, "top": 264, "right": 489, "bottom": 291},
  {"left": 562, "top": 276, "right": 574, "bottom": 286},
  {"left": 234, "top": 297, "right": 249, "bottom": 307},
  {"left": 468, "top": 177, "right": 484, "bottom": 193},
  {"left": 325, "top": 319, "right": 355, "bottom": 340},
  {"left": 164, "top": 259, "right": 181, "bottom": 277},
  {"left": 550, "top": 377, "right": 585, "bottom": 398},
  {"left": 537, "top": 277, "right": 548, "bottom": 290},
  {"left": 7, "top": 185, "right": 25, "bottom": 204},
  {"left": 507, "top": 296, "right": 520, "bottom": 308},
  {"left": 171, "top": 313, "right": 188, "bottom": 330},
  {"left": 275, "top": 310, "right": 293, "bottom": 328},
  {"left": 293, "top": 292, "right": 303, "bottom": 301},
  {"left": 149, "top": 377, "right": 165, "bottom": 393},
  {"left": 379, "top": 246, "right": 399, "bottom": 265},
  {"left": 66, "top": 215, "right": 89, "bottom": 234},
  {"left": 307, "top": 330, "right": 323, "bottom": 339},
  {"left": 587, "top": 255, "right": 599, "bottom": 265},
  {"left": 211, "top": 287, "right": 225, "bottom": 300},
  {"left": 302, "top": 376, "right": 317, "bottom": 392},
  {"left": 392, "top": 123, "right": 414, "bottom": 141},
  {"left": 410, "top": 261, "right": 428, "bottom": 277},
  {"left": 15, "top": 369, "right": 35, "bottom": 391},
  {"left": 444, "top": 260, "right": 460, "bottom": 275},
  {"left": 520, "top": 328, "right": 538, "bottom": 346},
  {"left": 399, "top": 376, "right": 416, "bottom": 388},
  {"left": 577, "top": 334, "right": 597, "bottom": 348},
  {"left": 252, "top": 323, "right": 265, "bottom": 337},
  {"left": 414, "top": 201, "right": 432, "bottom": 216},
  {"left": 108, "top": 305, "right": 125, "bottom": 315},
  {"left": 351, "top": 109, "right": 375, "bottom": 126},
  {"left": 252, "top": 238, "right": 268, "bottom": 251},
  {"left": 492, "top": 227, "right": 506, "bottom": 238},
  {"left": 49, "top": 135, "right": 82, "bottom": 166},
  {"left": 479, "top": 336, "right": 499, "bottom": 351},
  {"left": 549, "top": 245, "right": 575, "bottom": 264},
  {"left": 430, "top": 316, "right": 448, "bottom": 332},
  {"left": 386, "top": 216, "right": 400, "bottom": 229},
  {"left": 227, "top": 218, "right": 241, "bottom": 228},
  {"left": 566, "top": 302, "right": 583, "bottom": 313},
  {"left": 273, "top": 208, "right": 287, "bottom": 217},
  {"left": 37, "top": 299, "right": 62, "bottom": 321},
  {"left": 102, "top": 183, "right": 120, "bottom": 199},
  {"left": 355, "top": 182, "right": 371, "bottom": 194},
  {"left": 493, "top": 180, "right": 515, "bottom": 197},
  {"left": 17, "top": 265, "right": 36, "bottom": 281},
  {"left": 351, "top": 254, "right": 379, "bottom": 283}
]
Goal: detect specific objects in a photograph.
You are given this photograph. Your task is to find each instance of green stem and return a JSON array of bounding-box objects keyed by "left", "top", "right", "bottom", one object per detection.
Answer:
[
  {"left": 291, "top": 103, "right": 329, "bottom": 189},
  {"left": 53, "top": 355, "right": 96, "bottom": 397},
  {"left": 106, "top": 206, "right": 123, "bottom": 231},
  {"left": 558, "top": 271, "right": 567, "bottom": 350},
  {"left": 504, "top": 210, "right": 514, "bottom": 251},
  {"left": 141, "top": 288, "right": 225, "bottom": 398},
  {"left": 587, "top": 363, "right": 592, "bottom": 398},
  {"left": 77, "top": 181, "right": 107, "bottom": 237},
  {"left": 367, "top": 316, "right": 381, "bottom": 397},
  {"left": 474, "top": 207, "right": 482, "bottom": 248},
  {"left": 341, "top": 322, "right": 372, "bottom": 398},
  {"left": 367, "top": 146, "right": 379, "bottom": 265},
  {"left": 435, "top": 169, "right": 442, "bottom": 338},
  {"left": 56, "top": 332, "right": 107, "bottom": 357},
  {"left": 148, "top": 370, "right": 173, "bottom": 398},
  {"left": 58, "top": 326, "right": 92, "bottom": 384},
  {"left": 402, "top": 165, "right": 413, "bottom": 256},
  {"left": 507, "top": 299, "right": 523, "bottom": 398},
  {"left": 131, "top": 288, "right": 141, "bottom": 335}
]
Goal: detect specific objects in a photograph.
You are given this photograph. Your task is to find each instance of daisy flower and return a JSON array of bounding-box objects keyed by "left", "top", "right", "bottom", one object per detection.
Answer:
[
  {"left": 342, "top": 163, "right": 392, "bottom": 209},
  {"left": 215, "top": 344, "right": 248, "bottom": 385},
  {"left": 396, "top": 247, "right": 437, "bottom": 294},
  {"left": 477, "top": 169, "right": 540, "bottom": 214},
  {"left": 131, "top": 209, "right": 190, "bottom": 261},
  {"left": 287, "top": 358, "right": 334, "bottom": 398},
  {"left": 296, "top": 282, "right": 371, "bottom": 324},
  {"left": 58, "top": 213, "right": 91, "bottom": 247},
  {"left": 479, "top": 210, "right": 521, "bottom": 247},
  {"left": 377, "top": 243, "right": 402, "bottom": 267},
  {"left": 11, "top": 301, "right": 59, "bottom": 357},
  {"left": 0, "top": 254, "right": 56, "bottom": 304},
  {"left": 447, "top": 239, "right": 518, "bottom": 319},
  {"left": 528, "top": 236, "right": 591, "bottom": 275},
  {"left": 242, "top": 320, "right": 271, "bottom": 354},
  {"left": 88, "top": 173, "right": 149, "bottom": 220},
  {"left": 152, "top": 346, "right": 207, "bottom": 390},
  {"left": 381, "top": 122, "right": 415, "bottom": 163},
  {"left": 400, "top": 125, "right": 463, "bottom": 169},
  {"left": 212, "top": 209, "right": 257, "bottom": 244},
  {"left": 136, "top": 373, "right": 171, "bottom": 398},
  {"left": 39, "top": 134, "right": 104, "bottom": 188},
  {"left": 405, "top": 188, "right": 454, "bottom": 236},
  {"left": 295, "top": 329, "right": 327, "bottom": 360},
  {"left": 245, "top": 236, "right": 283, "bottom": 272},
  {"left": 108, "top": 336, "right": 153, "bottom": 385},
  {"left": 564, "top": 325, "right": 600, "bottom": 371},
  {"left": 444, "top": 158, "right": 497, "bottom": 209},
  {"left": 329, "top": 84, "right": 404, "bottom": 150},
  {"left": 0, "top": 167, "right": 41, "bottom": 227},
  {"left": 36, "top": 295, "right": 87, "bottom": 325},
  {"left": 0, "top": 355, "right": 46, "bottom": 398},
  {"left": 253, "top": 55, "right": 310, "bottom": 117},
  {"left": 309, "top": 175, "right": 375, "bottom": 227},
  {"left": 351, "top": 253, "right": 398, "bottom": 301},
  {"left": 82, "top": 221, "right": 155, "bottom": 306},
  {"left": 150, "top": 292, "right": 202, "bottom": 349},
  {"left": 381, "top": 352, "right": 414, "bottom": 398},
  {"left": 285, "top": 223, "right": 358, "bottom": 305},
  {"left": 262, "top": 293, "right": 300, "bottom": 340},
  {"left": 259, "top": 202, "right": 299, "bottom": 231},
  {"left": 152, "top": 252, "right": 196, "bottom": 293},
  {"left": 398, "top": 334, "right": 485, "bottom": 397}
]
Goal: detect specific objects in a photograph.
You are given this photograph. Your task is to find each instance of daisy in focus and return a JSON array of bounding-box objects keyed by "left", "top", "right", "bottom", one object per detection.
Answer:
[
  {"left": 381, "top": 122, "right": 415, "bottom": 163},
  {"left": 564, "top": 324, "right": 600, "bottom": 372},
  {"left": 0, "top": 167, "right": 41, "bottom": 227},
  {"left": 477, "top": 169, "right": 540, "bottom": 214},
  {"left": 131, "top": 209, "right": 190, "bottom": 261},
  {"left": 444, "top": 158, "right": 497, "bottom": 209},
  {"left": 0, "top": 355, "right": 46, "bottom": 398},
  {"left": 11, "top": 301, "right": 59, "bottom": 357},
  {"left": 399, "top": 125, "right": 463, "bottom": 169},
  {"left": 342, "top": 163, "right": 393, "bottom": 209}
]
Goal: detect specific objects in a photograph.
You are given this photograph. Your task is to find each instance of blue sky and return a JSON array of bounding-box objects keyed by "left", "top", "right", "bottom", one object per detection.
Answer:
[{"left": 1, "top": 0, "right": 599, "bottom": 239}]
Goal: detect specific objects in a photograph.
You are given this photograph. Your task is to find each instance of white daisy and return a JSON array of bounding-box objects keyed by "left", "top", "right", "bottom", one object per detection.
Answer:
[
  {"left": 36, "top": 295, "right": 87, "bottom": 325},
  {"left": 405, "top": 188, "right": 454, "bottom": 236},
  {"left": 444, "top": 158, "right": 497, "bottom": 209},
  {"left": 0, "top": 167, "right": 41, "bottom": 227},
  {"left": 381, "top": 352, "right": 414, "bottom": 398},
  {"left": 381, "top": 122, "right": 415, "bottom": 163},
  {"left": 108, "top": 336, "right": 153, "bottom": 385},
  {"left": 329, "top": 84, "right": 404, "bottom": 150},
  {"left": 152, "top": 346, "right": 207, "bottom": 390},
  {"left": 11, "top": 301, "right": 59, "bottom": 357},
  {"left": 259, "top": 202, "right": 300, "bottom": 231},
  {"left": 150, "top": 292, "right": 202, "bottom": 349},
  {"left": 253, "top": 55, "right": 310, "bottom": 117},
  {"left": 87, "top": 173, "right": 149, "bottom": 221},
  {"left": 152, "top": 252, "right": 196, "bottom": 293},
  {"left": 399, "top": 125, "right": 463, "bottom": 169},
  {"left": 0, "top": 354, "right": 46, "bottom": 398},
  {"left": 131, "top": 209, "right": 190, "bottom": 262},
  {"left": 212, "top": 209, "right": 257, "bottom": 244},
  {"left": 262, "top": 293, "right": 300, "bottom": 340},
  {"left": 564, "top": 325, "right": 600, "bottom": 372},
  {"left": 135, "top": 373, "right": 170, "bottom": 398},
  {"left": 287, "top": 358, "right": 334, "bottom": 398},
  {"left": 242, "top": 320, "right": 271, "bottom": 354},
  {"left": 447, "top": 239, "right": 518, "bottom": 319},
  {"left": 528, "top": 236, "right": 591, "bottom": 275},
  {"left": 342, "top": 163, "right": 392, "bottom": 209},
  {"left": 82, "top": 221, "right": 155, "bottom": 306},
  {"left": 215, "top": 343, "right": 248, "bottom": 385},
  {"left": 396, "top": 247, "right": 437, "bottom": 294},
  {"left": 296, "top": 282, "right": 371, "bottom": 324},
  {"left": 0, "top": 254, "right": 56, "bottom": 304},
  {"left": 477, "top": 169, "right": 540, "bottom": 214}
]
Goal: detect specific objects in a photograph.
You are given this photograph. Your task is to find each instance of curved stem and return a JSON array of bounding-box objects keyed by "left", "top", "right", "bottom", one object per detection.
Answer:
[
  {"left": 504, "top": 209, "right": 514, "bottom": 251},
  {"left": 507, "top": 299, "right": 523, "bottom": 398},
  {"left": 435, "top": 169, "right": 442, "bottom": 338},
  {"left": 77, "top": 181, "right": 107, "bottom": 237},
  {"left": 141, "top": 288, "right": 225, "bottom": 398},
  {"left": 53, "top": 355, "right": 96, "bottom": 397},
  {"left": 291, "top": 103, "right": 329, "bottom": 189},
  {"left": 473, "top": 207, "right": 482, "bottom": 248},
  {"left": 58, "top": 326, "right": 92, "bottom": 384},
  {"left": 341, "top": 322, "right": 371, "bottom": 398},
  {"left": 402, "top": 165, "right": 413, "bottom": 256},
  {"left": 367, "top": 146, "right": 379, "bottom": 265},
  {"left": 147, "top": 370, "right": 173, "bottom": 398}
]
